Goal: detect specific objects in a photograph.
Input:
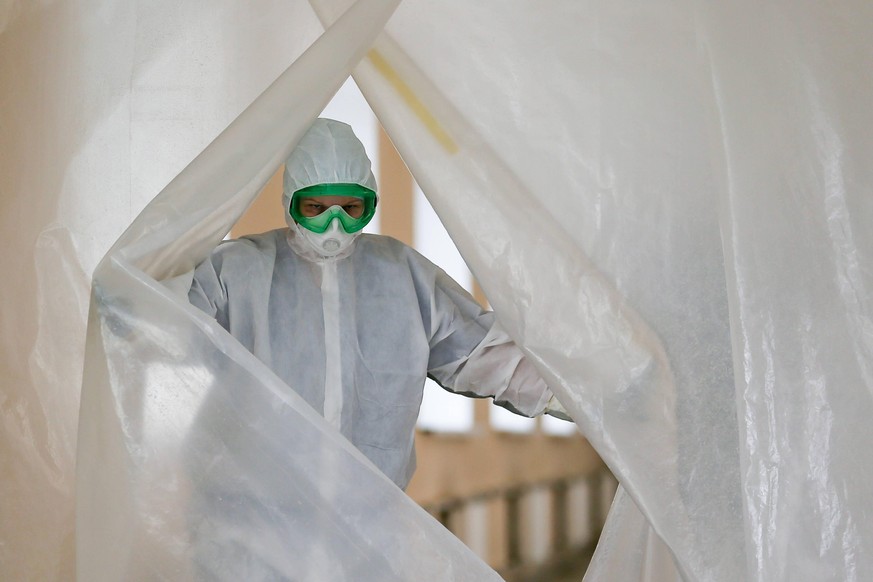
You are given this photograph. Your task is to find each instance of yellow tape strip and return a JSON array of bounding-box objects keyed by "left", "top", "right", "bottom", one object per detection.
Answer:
[{"left": 367, "top": 49, "right": 459, "bottom": 154}]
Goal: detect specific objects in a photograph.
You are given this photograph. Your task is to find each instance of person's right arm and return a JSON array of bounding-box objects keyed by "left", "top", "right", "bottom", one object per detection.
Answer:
[{"left": 188, "top": 250, "right": 229, "bottom": 328}]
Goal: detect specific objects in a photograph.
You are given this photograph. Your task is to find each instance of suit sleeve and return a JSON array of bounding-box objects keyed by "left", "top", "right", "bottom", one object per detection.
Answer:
[
  {"left": 425, "top": 269, "right": 553, "bottom": 418},
  {"left": 188, "top": 252, "right": 229, "bottom": 330}
]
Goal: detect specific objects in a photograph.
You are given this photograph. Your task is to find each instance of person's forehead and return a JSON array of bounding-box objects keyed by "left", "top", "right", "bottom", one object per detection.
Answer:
[{"left": 299, "top": 195, "right": 363, "bottom": 205}]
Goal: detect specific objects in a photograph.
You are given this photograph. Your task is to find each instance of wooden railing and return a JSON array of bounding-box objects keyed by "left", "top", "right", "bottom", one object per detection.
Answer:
[{"left": 419, "top": 467, "right": 617, "bottom": 582}]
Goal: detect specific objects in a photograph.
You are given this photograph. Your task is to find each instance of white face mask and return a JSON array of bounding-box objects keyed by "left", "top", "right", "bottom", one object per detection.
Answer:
[{"left": 299, "top": 218, "right": 361, "bottom": 258}]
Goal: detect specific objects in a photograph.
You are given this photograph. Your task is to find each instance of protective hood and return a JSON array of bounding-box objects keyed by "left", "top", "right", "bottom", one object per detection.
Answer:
[{"left": 282, "top": 117, "right": 378, "bottom": 230}]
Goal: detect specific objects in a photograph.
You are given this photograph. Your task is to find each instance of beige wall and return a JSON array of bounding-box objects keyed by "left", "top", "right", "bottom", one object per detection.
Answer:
[{"left": 232, "top": 167, "right": 286, "bottom": 238}]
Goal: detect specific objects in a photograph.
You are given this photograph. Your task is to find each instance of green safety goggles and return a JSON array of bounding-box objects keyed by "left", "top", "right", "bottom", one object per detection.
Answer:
[{"left": 289, "top": 183, "right": 377, "bottom": 234}]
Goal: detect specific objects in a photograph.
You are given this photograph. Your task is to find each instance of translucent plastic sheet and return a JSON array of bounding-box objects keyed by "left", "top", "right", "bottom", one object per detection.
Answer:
[
  {"left": 2, "top": 1, "right": 872, "bottom": 581},
  {"left": 1, "top": 1, "right": 322, "bottom": 577},
  {"left": 338, "top": 3, "right": 732, "bottom": 578},
  {"left": 316, "top": 0, "right": 873, "bottom": 579}
]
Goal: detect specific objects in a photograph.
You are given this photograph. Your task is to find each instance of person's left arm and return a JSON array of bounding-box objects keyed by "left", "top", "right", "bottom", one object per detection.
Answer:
[{"left": 425, "top": 269, "right": 570, "bottom": 420}]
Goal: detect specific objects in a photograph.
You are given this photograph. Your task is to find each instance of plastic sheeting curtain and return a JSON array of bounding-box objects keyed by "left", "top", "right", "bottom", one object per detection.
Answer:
[{"left": 2, "top": 0, "right": 872, "bottom": 580}]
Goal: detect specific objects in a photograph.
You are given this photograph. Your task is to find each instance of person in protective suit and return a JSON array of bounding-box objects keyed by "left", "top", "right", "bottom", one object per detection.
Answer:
[{"left": 188, "top": 117, "right": 567, "bottom": 491}]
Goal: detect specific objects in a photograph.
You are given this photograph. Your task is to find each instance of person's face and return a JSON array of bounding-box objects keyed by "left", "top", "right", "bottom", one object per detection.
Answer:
[{"left": 298, "top": 195, "right": 365, "bottom": 218}]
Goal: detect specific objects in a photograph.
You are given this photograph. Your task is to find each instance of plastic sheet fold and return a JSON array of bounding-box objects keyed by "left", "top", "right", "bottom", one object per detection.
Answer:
[{"left": 328, "top": 2, "right": 738, "bottom": 578}]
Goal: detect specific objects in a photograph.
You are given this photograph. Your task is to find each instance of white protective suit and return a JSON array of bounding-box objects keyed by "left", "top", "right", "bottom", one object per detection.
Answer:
[{"left": 188, "top": 118, "right": 556, "bottom": 489}]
